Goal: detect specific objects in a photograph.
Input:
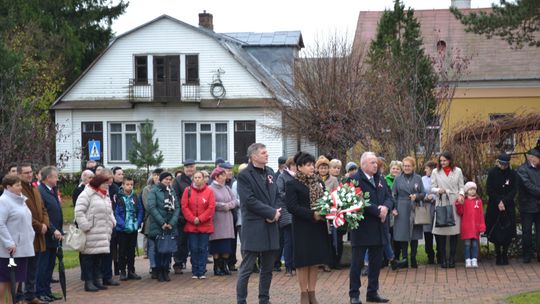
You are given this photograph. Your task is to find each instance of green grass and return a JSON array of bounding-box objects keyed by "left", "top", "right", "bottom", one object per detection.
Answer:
[
  {"left": 55, "top": 249, "right": 81, "bottom": 271},
  {"left": 506, "top": 290, "right": 540, "bottom": 304},
  {"left": 62, "top": 196, "right": 74, "bottom": 224}
]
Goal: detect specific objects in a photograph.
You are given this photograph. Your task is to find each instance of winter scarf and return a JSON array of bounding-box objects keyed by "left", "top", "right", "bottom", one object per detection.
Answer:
[
  {"left": 295, "top": 172, "right": 324, "bottom": 208},
  {"left": 159, "top": 183, "right": 176, "bottom": 213}
]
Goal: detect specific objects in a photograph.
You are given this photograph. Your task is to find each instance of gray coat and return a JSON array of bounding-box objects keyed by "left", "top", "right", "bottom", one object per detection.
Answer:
[
  {"left": 431, "top": 167, "right": 465, "bottom": 236},
  {"left": 392, "top": 173, "right": 425, "bottom": 241},
  {"left": 209, "top": 182, "right": 238, "bottom": 241},
  {"left": 0, "top": 191, "right": 35, "bottom": 258},
  {"left": 238, "top": 163, "right": 280, "bottom": 252}
]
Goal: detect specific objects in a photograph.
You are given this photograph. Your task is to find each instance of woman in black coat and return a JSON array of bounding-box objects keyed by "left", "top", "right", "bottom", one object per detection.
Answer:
[
  {"left": 286, "top": 151, "right": 332, "bottom": 304},
  {"left": 486, "top": 154, "right": 518, "bottom": 265}
]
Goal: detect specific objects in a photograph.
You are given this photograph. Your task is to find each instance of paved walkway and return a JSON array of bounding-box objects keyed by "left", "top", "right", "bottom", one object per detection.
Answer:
[{"left": 54, "top": 256, "right": 540, "bottom": 304}]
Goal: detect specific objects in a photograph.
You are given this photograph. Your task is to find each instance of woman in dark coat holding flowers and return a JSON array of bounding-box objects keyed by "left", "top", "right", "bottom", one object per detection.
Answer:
[
  {"left": 486, "top": 153, "right": 517, "bottom": 265},
  {"left": 286, "top": 151, "right": 332, "bottom": 304}
]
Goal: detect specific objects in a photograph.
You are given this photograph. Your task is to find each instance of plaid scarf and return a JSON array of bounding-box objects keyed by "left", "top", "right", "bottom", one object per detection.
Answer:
[{"left": 295, "top": 171, "right": 324, "bottom": 208}]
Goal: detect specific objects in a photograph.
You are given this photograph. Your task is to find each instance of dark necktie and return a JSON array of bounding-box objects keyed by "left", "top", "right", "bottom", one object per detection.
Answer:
[{"left": 369, "top": 176, "right": 375, "bottom": 187}]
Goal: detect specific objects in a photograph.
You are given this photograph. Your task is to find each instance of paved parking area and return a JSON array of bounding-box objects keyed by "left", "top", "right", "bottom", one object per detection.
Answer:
[{"left": 55, "top": 256, "right": 540, "bottom": 303}]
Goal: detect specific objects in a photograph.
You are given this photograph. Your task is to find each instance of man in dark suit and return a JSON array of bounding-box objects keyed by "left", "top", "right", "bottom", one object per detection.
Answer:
[
  {"left": 236, "top": 143, "right": 281, "bottom": 304},
  {"left": 349, "top": 152, "right": 392, "bottom": 303},
  {"left": 36, "top": 166, "right": 64, "bottom": 302}
]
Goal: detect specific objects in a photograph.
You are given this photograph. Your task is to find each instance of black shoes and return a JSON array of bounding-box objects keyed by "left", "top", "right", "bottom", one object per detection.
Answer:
[
  {"left": 448, "top": 257, "right": 456, "bottom": 268},
  {"left": 411, "top": 258, "right": 418, "bottom": 269},
  {"left": 93, "top": 279, "right": 108, "bottom": 290},
  {"left": 103, "top": 278, "right": 120, "bottom": 286},
  {"left": 350, "top": 297, "right": 362, "bottom": 304},
  {"left": 396, "top": 259, "right": 408, "bottom": 269},
  {"left": 151, "top": 268, "right": 158, "bottom": 279},
  {"left": 366, "top": 294, "right": 389, "bottom": 303},
  {"left": 119, "top": 271, "right": 128, "bottom": 281},
  {"left": 84, "top": 281, "right": 99, "bottom": 292},
  {"left": 128, "top": 271, "right": 142, "bottom": 280}
]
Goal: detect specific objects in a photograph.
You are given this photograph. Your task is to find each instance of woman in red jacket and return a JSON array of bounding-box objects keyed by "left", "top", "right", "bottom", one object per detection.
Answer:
[
  {"left": 181, "top": 171, "right": 216, "bottom": 279},
  {"left": 456, "top": 182, "right": 486, "bottom": 268}
]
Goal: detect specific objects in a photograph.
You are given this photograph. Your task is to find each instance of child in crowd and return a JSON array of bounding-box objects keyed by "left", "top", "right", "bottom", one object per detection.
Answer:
[
  {"left": 456, "top": 182, "right": 486, "bottom": 268},
  {"left": 115, "top": 177, "right": 144, "bottom": 280}
]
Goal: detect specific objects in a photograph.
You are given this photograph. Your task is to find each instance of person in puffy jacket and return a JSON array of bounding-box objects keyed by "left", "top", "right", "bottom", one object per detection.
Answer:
[
  {"left": 114, "top": 177, "right": 144, "bottom": 281},
  {"left": 75, "top": 174, "right": 117, "bottom": 292},
  {"left": 181, "top": 171, "right": 216, "bottom": 279},
  {"left": 147, "top": 172, "right": 180, "bottom": 282}
]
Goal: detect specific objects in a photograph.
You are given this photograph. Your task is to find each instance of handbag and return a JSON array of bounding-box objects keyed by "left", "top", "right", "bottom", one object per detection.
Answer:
[
  {"left": 156, "top": 233, "right": 178, "bottom": 254},
  {"left": 435, "top": 194, "right": 455, "bottom": 227},
  {"left": 414, "top": 202, "right": 431, "bottom": 225},
  {"left": 65, "top": 225, "right": 86, "bottom": 251}
]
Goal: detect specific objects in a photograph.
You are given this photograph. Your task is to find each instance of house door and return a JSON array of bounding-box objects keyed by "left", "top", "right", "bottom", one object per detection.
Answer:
[
  {"left": 234, "top": 120, "right": 256, "bottom": 164},
  {"left": 153, "top": 55, "right": 180, "bottom": 101},
  {"left": 81, "top": 122, "right": 103, "bottom": 169}
]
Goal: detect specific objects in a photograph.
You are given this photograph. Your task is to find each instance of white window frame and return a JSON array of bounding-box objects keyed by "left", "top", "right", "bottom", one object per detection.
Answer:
[
  {"left": 108, "top": 122, "right": 143, "bottom": 163},
  {"left": 183, "top": 121, "right": 229, "bottom": 162}
]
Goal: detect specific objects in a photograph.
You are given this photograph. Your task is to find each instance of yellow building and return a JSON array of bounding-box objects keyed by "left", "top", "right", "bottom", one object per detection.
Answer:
[{"left": 353, "top": 5, "right": 540, "bottom": 154}]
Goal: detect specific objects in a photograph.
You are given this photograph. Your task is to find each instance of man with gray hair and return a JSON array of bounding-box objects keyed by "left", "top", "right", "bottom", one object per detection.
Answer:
[
  {"left": 36, "top": 166, "right": 64, "bottom": 302},
  {"left": 348, "top": 152, "right": 393, "bottom": 304},
  {"left": 236, "top": 143, "right": 281, "bottom": 304}
]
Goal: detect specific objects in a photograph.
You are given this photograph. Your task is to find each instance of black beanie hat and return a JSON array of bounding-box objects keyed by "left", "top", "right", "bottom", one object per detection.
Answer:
[{"left": 159, "top": 172, "right": 173, "bottom": 182}]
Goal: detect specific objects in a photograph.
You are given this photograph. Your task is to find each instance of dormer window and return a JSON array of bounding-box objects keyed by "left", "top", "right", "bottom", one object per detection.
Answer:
[{"left": 436, "top": 40, "right": 447, "bottom": 53}]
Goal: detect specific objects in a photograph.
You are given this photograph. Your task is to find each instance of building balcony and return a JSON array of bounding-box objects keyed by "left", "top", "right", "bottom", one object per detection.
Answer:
[{"left": 128, "top": 79, "right": 201, "bottom": 102}]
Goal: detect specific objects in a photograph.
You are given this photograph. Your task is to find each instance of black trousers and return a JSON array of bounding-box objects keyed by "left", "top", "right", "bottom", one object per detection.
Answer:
[
  {"left": 349, "top": 246, "right": 383, "bottom": 299},
  {"left": 424, "top": 232, "right": 435, "bottom": 260},
  {"left": 117, "top": 231, "right": 138, "bottom": 273},
  {"left": 398, "top": 240, "right": 418, "bottom": 260},
  {"left": 80, "top": 254, "right": 104, "bottom": 282},
  {"left": 229, "top": 225, "right": 240, "bottom": 268},
  {"left": 173, "top": 225, "right": 189, "bottom": 267},
  {"left": 521, "top": 212, "right": 540, "bottom": 260},
  {"left": 435, "top": 235, "right": 457, "bottom": 261}
]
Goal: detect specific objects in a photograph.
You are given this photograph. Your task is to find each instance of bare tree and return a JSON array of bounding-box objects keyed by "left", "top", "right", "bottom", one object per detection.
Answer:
[
  {"left": 272, "top": 34, "right": 370, "bottom": 161},
  {"left": 361, "top": 47, "right": 470, "bottom": 168}
]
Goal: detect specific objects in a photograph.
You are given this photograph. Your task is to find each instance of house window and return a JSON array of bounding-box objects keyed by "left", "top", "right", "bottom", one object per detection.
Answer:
[
  {"left": 184, "top": 122, "right": 228, "bottom": 162},
  {"left": 489, "top": 113, "right": 515, "bottom": 153},
  {"left": 185, "top": 55, "right": 199, "bottom": 85},
  {"left": 135, "top": 56, "right": 148, "bottom": 84},
  {"left": 109, "top": 122, "right": 141, "bottom": 162}
]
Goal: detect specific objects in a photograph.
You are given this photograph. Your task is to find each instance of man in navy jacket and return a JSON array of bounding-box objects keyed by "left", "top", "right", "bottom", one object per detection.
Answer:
[
  {"left": 349, "top": 152, "right": 393, "bottom": 304},
  {"left": 36, "top": 166, "right": 63, "bottom": 302}
]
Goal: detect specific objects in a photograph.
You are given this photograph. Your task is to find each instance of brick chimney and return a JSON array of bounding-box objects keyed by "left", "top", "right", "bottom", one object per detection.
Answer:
[
  {"left": 198, "top": 10, "right": 213, "bottom": 31},
  {"left": 451, "top": 0, "right": 471, "bottom": 9}
]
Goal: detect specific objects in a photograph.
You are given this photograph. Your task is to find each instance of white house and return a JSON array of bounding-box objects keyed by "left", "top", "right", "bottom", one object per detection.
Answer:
[{"left": 52, "top": 13, "right": 316, "bottom": 172}]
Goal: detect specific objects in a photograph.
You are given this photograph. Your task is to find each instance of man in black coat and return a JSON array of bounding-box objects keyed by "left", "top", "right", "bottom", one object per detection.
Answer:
[
  {"left": 36, "top": 166, "right": 64, "bottom": 302},
  {"left": 517, "top": 148, "right": 540, "bottom": 263},
  {"left": 171, "top": 159, "right": 196, "bottom": 274},
  {"left": 236, "top": 143, "right": 281, "bottom": 304},
  {"left": 349, "top": 152, "right": 392, "bottom": 304}
]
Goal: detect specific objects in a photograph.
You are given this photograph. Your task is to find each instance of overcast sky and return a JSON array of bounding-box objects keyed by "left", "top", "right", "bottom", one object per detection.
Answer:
[{"left": 111, "top": 0, "right": 497, "bottom": 45}]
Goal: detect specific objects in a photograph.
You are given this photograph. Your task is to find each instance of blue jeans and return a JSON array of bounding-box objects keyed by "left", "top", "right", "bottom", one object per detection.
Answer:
[
  {"left": 383, "top": 231, "right": 395, "bottom": 260},
  {"left": 282, "top": 225, "right": 294, "bottom": 270},
  {"left": 464, "top": 239, "right": 478, "bottom": 260},
  {"left": 36, "top": 248, "right": 56, "bottom": 297},
  {"left": 188, "top": 233, "right": 210, "bottom": 276},
  {"left": 147, "top": 238, "right": 157, "bottom": 269}
]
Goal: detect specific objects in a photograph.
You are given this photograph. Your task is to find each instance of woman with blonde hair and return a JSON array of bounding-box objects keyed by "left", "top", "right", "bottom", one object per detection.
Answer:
[{"left": 391, "top": 157, "right": 425, "bottom": 268}]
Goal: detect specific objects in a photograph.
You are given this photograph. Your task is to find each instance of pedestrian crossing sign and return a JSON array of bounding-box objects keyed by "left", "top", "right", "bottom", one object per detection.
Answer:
[{"left": 88, "top": 140, "right": 101, "bottom": 160}]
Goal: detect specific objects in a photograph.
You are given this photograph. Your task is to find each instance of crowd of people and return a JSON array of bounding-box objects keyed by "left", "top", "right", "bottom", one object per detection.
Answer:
[{"left": 0, "top": 143, "right": 539, "bottom": 304}]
